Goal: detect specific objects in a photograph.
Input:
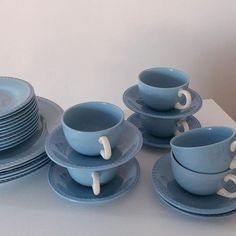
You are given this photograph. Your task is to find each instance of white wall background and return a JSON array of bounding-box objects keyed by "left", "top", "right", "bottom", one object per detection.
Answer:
[{"left": 0, "top": 0, "right": 235, "bottom": 119}]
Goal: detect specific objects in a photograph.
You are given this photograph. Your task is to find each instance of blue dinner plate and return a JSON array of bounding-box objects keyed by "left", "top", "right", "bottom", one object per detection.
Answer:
[
  {"left": 127, "top": 113, "right": 201, "bottom": 148},
  {"left": 0, "top": 97, "right": 63, "bottom": 171},
  {"left": 0, "top": 153, "right": 47, "bottom": 172},
  {"left": 0, "top": 77, "right": 35, "bottom": 117},
  {"left": 0, "top": 157, "right": 50, "bottom": 184},
  {"left": 123, "top": 85, "right": 202, "bottom": 119},
  {"left": 45, "top": 121, "right": 143, "bottom": 171},
  {"left": 48, "top": 158, "right": 140, "bottom": 204},
  {"left": 152, "top": 153, "right": 236, "bottom": 215},
  {"left": 0, "top": 154, "right": 49, "bottom": 179}
]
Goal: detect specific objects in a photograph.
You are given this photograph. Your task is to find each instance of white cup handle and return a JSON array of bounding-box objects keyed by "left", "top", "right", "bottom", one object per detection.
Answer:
[
  {"left": 99, "top": 136, "right": 112, "bottom": 160},
  {"left": 217, "top": 174, "right": 236, "bottom": 198},
  {"left": 175, "top": 89, "right": 192, "bottom": 110},
  {"left": 175, "top": 120, "right": 189, "bottom": 136},
  {"left": 92, "top": 171, "right": 100, "bottom": 195},
  {"left": 230, "top": 141, "right": 236, "bottom": 152},
  {"left": 230, "top": 159, "right": 236, "bottom": 169}
]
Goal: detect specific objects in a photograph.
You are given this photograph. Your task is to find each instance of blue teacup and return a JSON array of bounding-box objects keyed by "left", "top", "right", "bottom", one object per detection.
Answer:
[
  {"left": 138, "top": 67, "right": 192, "bottom": 111},
  {"left": 67, "top": 167, "right": 118, "bottom": 195},
  {"left": 171, "top": 152, "right": 236, "bottom": 198},
  {"left": 140, "top": 114, "right": 189, "bottom": 138},
  {"left": 62, "top": 102, "right": 124, "bottom": 160},
  {"left": 170, "top": 126, "right": 236, "bottom": 173}
]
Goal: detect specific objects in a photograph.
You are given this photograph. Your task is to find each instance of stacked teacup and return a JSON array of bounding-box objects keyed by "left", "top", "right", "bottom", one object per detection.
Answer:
[
  {"left": 123, "top": 67, "right": 202, "bottom": 148},
  {"left": 45, "top": 102, "right": 143, "bottom": 203},
  {"left": 170, "top": 127, "right": 236, "bottom": 198}
]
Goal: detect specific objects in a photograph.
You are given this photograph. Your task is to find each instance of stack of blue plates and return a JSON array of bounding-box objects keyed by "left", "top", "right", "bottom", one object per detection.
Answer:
[
  {"left": 0, "top": 77, "right": 63, "bottom": 183},
  {"left": 0, "top": 77, "right": 39, "bottom": 151}
]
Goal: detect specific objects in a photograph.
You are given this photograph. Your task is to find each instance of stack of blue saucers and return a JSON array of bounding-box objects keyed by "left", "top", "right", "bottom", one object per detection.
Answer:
[
  {"left": 0, "top": 77, "right": 63, "bottom": 183},
  {"left": 152, "top": 153, "right": 236, "bottom": 218},
  {"left": 45, "top": 102, "right": 143, "bottom": 204},
  {"left": 123, "top": 68, "right": 202, "bottom": 148}
]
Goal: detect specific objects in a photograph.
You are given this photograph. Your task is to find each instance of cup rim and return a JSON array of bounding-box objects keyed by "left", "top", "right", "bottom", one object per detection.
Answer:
[
  {"left": 170, "top": 126, "right": 236, "bottom": 150},
  {"left": 62, "top": 101, "right": 124, "bottom": 133},
  {"left": 138, "top": 67, "right": 189, "bottom": 90},
  {"left": 171, "top": 151, "right": 230, "bottom": 176}
]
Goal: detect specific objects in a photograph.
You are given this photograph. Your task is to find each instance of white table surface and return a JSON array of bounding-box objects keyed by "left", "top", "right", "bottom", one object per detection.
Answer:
[{"left": 0, "top": 99, "right": 235, "bottom": 236}]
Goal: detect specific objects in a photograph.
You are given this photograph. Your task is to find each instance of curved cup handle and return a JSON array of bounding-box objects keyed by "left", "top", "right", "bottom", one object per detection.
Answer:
[
  {"left": 175, "top": 89, "right": 192, "bottom": 110},
  {"left": 175, "top": 120, "right": 189, "bottom": 136},
  {"left": 217, "top": 174, "right": 236, "bottom": 199},
  {"left": 230, "top": 141, "right": 236, "bottom": 152},
  {"left": 92, "top": 171, "right": 100, "bottom": 196},
  {"left": 229, "top": 141, "right": 236, "bottom": 169},
  {"left": 99, "top": 136, "right": 112, "bottom": 160},
  {"left": 230, "top": 159, "right": 236, "bottom": 169}
]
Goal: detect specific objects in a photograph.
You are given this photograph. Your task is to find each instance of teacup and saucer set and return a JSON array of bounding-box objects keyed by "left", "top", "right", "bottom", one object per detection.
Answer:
[
  {"left": 152, "top": 127, "right": 236, "bottom": 217},
  {"left": 45, "top": 102, "right": 143, "bottom": 204},
  {"left": 0, "top": 77, "right": 63, "bottom": 183},
  {"left": 123, "top": 68, "right": 202, "bottom": 148}
]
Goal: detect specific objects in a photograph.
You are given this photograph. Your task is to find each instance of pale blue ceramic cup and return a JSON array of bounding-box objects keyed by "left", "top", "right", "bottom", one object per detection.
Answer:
[
  {"left": 67, "top": 166, "right": 118, "bottom": 195},
  {"left": 140, "top": 114, "right": 189, "bottom": 138},
  {"left": 170, "top": 127, "right": 236, "bottom": 174},
  {"left": 62, "top": 102, "right": 124, "bottom": 160},
  {"left": 138, "top": 67, "right": 192, "bottom": 111},
  {"left": 171, "top": 152, "right": 236, "bottom": 198}
]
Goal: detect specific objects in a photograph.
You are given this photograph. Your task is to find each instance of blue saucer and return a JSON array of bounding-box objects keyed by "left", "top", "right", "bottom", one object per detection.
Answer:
[
  {"left": 152, "top": 153, "right": 236, "bottom": 215},
  {"left": 128, "top": 113, "right": 201, "bottom": 148},
  {"left": 123, "top": 85, "right": 202, "bottom": 119},
  {"left": 0, "top": 97, "right": 63, "bottom": 171},
  {"left": 45, "top": 121, "right": 143, "bottom": 171},
  {"left": 159, "top": 195, "right": 236, "bottom": 218},
  {"left": 48, "top": 158, "right": 140, "bottom": 204}
]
